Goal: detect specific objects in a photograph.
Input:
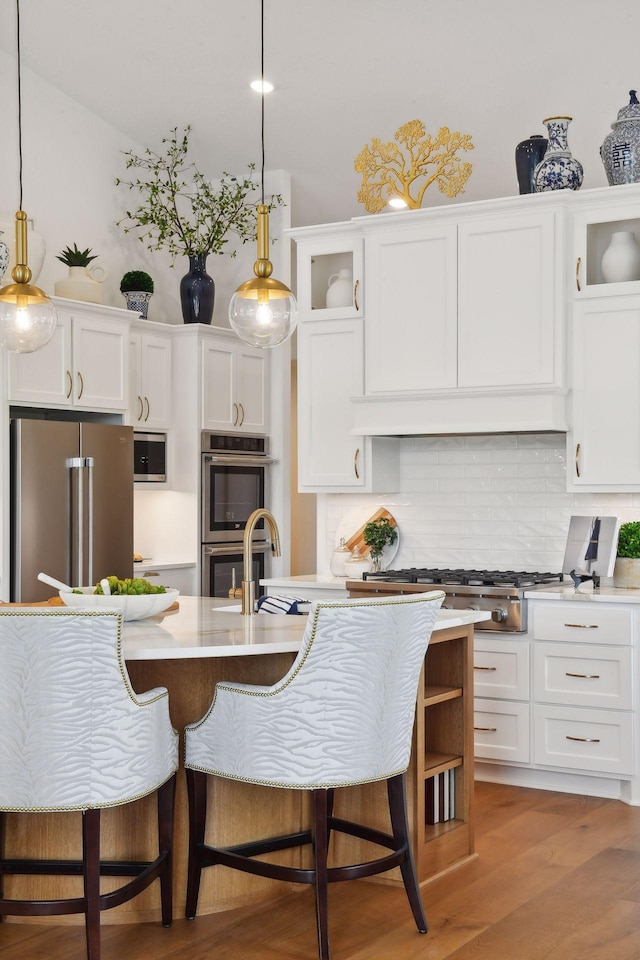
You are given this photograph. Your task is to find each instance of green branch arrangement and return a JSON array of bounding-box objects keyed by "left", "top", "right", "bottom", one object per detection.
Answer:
[{"left": 116, "top": 126, "right": 283, "bottom": 260}]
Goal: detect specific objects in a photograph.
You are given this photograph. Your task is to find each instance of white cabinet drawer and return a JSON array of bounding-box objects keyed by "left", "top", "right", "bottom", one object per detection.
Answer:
[
  {"left": 534, "top": 642, "right": 633, "bottom": 709},
  {"left": 532, "top": 603, "right": 633, "bottom": 645},
  {"left": 534, "top": 705, "right": 634, "bottom": 774},
  {"left": 473, "top": 637, "right": 529, "bottom": 700},
  {"left": 474, "top": 699, "right": 530, "bottom": 763}
]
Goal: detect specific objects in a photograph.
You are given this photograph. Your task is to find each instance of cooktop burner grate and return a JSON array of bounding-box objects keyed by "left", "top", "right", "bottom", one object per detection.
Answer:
[{"left": 361, "top": 568, "right": 564, "bottom": 588}]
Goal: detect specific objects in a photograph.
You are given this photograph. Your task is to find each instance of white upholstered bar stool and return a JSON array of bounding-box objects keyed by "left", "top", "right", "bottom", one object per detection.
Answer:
[
  {"left": 184, "top": 591, "right": 444, "bottom": 960},
  {"left": 0, "top": 608, "right": 179, "bottom": 960}
]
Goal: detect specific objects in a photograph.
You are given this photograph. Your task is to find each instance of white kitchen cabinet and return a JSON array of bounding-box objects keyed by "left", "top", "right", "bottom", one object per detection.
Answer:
[
  {"left": 363, "top": 209, "right": 559, "bottom": 395},
  {"left": 457, "top": 211, "right": 558, "bottom": 388},
  {"left": 363, "top": 221, "right": 457, "bottom": 394},
  {"left": 129, "top": 328, "right": 172, "bottom": 428},
  {"left": 573, "top": 187, "right": 640, "bottom": 297},
  {"left": 567, "top": 294, "right": 640, "bottom": 489},
  {"left": 474, "top": 698, "right": 530, "bottom": 763},
  {"left": 201, "top": 336, "right": 267, "bottom": 434},
  {"left": 297, "top": 318, "right": 398, "bottom": 492},
  {"left": 294, "top": 232, "right": 363, "bottom": 321},
  {"left": 135, "top": 563, "right": 196, "bottom": 595},
  {"left": 8, "top": 302, "right": 129, "bottom": 412}
]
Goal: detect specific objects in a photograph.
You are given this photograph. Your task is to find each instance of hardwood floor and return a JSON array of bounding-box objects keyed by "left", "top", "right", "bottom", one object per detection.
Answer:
[{"left": 3, "top": 781, "right": 640, "bottom": 960}]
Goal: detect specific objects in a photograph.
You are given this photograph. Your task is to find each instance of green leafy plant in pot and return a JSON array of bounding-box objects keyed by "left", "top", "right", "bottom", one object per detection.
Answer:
[
  {"left": 363, "top": 517, "right": 397, "bottom": 572},
  {"left": 614, "top": 521, "right": 640, "bottom": 588},
  {"left": 115, "top": 125, "right": 283, "bottom": 326},
  {"left": 120, "top": 270, "right": 154, "bottom": 319}
]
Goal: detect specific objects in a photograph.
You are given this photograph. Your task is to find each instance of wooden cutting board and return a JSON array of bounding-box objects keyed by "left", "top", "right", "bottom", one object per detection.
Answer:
[{"left": 344, "top": 507, "right": 396, "bottom": 558}]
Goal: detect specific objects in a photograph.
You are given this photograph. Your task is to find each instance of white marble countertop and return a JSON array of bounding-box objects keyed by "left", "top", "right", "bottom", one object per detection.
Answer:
[
  {"left": 123, "top": 596, "right": 489, "bottom": 661},
  {"left": 134, "top": 560, "right": 197, "bottom": 571},
  {"left": 525, "top": 583, "right": 640, "bottom": 603}
]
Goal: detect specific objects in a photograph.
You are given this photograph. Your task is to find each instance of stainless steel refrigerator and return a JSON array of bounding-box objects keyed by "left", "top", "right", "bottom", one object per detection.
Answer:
[{"left": 11, "top": 418, "right": 134, "bottom": 602}]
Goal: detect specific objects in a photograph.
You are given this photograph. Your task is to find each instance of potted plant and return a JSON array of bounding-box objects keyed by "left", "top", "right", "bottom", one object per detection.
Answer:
[
  {"left": 116, "top": 125, "right": 282, "bottom": 325},
  {"left": 363, "top": 516, "right": 397, "bottom": 572},
  {"left": 614, "top": 521, "right": 640, "bottom": 587},
  {"left": 120, "top": 270, "right": 154, "bottom": 319},
  {"left": 54, "top": 244, "right": 107, "bottom": 305}
]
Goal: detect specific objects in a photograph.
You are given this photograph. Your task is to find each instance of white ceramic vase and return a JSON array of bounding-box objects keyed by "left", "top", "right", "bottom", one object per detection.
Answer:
[
  {"left": 54, "top": 265, "right": 107, "bottom": 304},
  {"left": 600, "top": 231, "right": 640, "bottom": 283},
  {"left": 325, "top": 268, "right": 353, "bottom": 308}
]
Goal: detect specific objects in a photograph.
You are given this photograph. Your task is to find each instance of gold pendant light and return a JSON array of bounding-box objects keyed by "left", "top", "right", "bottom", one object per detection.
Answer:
[
  {"left": 229, "top": 0, "right": 297, "bottom": 349},
  {"left": 0, "top": 0, "right": 57, "bottom": 354}
]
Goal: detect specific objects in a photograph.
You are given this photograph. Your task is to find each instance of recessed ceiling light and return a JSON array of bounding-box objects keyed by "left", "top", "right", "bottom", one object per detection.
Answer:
[
  {"left": 388, "top": 197, "right": 408, "bottom": 209},
  {"left": 250, "top": 79, "right": 274, "bottom": 94}
]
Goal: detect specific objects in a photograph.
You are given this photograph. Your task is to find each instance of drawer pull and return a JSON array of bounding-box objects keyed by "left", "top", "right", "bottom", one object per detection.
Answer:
[
  {"left": 563, "top": 623, "right": 598, "bottom": 629},
  {"left": 474, "top": 726, "right": 497, "bottom": 732},
  {"left": 565, "top": 671, "right": 600, "bottom": 679},
  {"left": 474, "top": 665, "right": 497, "bottom": 671},
  {"left": 566, "top": 735, "right": 600, "bottom": 743}
]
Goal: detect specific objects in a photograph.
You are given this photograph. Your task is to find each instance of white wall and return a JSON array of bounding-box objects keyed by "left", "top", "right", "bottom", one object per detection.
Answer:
[{"left": 319, "top": 434, "right": 640, "bottom": 575}]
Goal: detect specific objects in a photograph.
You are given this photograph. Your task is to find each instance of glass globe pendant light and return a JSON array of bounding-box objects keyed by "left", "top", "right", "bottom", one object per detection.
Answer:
[
  {"left": 0, "top": 0, "right": 57, "bottom": 354},
  {"left": 229, "top": 0, "right": 297, "bottom": 349}
]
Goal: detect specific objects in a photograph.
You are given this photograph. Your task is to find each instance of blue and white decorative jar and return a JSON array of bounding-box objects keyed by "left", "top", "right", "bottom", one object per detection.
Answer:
[
  {"left": 0, "top": 231, "right": 9, "bottom": 285},
  {"left": 533, "top": 116, "right": 583, "bottom": 192},
  {"left": 600, "top": 90, "right": 640, "bottom": 186}
]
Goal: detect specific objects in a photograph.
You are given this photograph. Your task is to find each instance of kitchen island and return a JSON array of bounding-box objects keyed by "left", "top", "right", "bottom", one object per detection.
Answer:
[{"left": 5, "top": 597, "right": 488, "bottom": 924}]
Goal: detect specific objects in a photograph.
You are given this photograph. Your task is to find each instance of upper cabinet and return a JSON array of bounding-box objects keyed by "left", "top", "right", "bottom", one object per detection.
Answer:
[
  {"left": 294, "top": 231, "right": 364, "bottom": 322},
  {"left": 573, "top": 187, "right": 640, "bottom": 298},
  {"left": 201, "top": 335, "right": 268, "bottom": 434},
  {"left": 7, "top": 300, "right": 129, "bottom": 412},
  {"left": 129, "top": 324, "right": 172, "bottom": 429}
]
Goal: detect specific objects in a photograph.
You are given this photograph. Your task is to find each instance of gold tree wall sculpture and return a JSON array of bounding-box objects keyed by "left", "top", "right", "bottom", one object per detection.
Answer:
[{"left": 355, "top": 119, "right": 474, "bottom": 213}]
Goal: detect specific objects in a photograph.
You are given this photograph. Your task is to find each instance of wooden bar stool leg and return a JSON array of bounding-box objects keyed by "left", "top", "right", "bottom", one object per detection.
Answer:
[
  {"left": 387, "top": 773, "right": 427, "bottom": 933},
  {"left": 185, "top": 768, "right": 208, "bottom": 920},
  {"left": 158, "top": 775, "right": 176, "bottom": 927},
  {"left": 83, "top": 809, "right": 102, "bottom": 960},
  {"left": 313, "top": 789, "right": 330, "bottom": 960}
]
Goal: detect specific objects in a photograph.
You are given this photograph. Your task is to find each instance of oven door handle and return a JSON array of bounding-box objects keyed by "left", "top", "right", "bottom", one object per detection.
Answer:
[
  {"left": 202, "top": 454, "right": 277, "bottom": 467},
  {"left": 203, "top": 543, "right": 271, "bottom": 556}
]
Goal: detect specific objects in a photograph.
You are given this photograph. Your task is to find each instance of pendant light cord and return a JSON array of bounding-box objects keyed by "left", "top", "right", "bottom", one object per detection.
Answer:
[
  {"left": 260, "top": 0, "right": 265, "bottom": 205},
  {"left": 16, "top": 0, "right": 23, "bottom": 210}
]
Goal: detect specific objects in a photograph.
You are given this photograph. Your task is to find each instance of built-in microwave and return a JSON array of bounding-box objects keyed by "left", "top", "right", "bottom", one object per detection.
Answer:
[{"left": 133, "top": 431, "right": 167, "bottom": 482}]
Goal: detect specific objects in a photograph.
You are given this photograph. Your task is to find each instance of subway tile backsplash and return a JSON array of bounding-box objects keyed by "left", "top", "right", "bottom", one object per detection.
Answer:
[{"left": 322, "top": 434, "right": 640, "bottom": 573}]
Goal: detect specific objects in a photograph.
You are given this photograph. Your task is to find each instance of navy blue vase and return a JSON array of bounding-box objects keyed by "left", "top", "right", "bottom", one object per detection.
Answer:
[
  {"left": 180, "top": 254, "right": 215, "bottom": 324},
  {"left": 515, "top": 134, "right": 548, "bottom": 194}
]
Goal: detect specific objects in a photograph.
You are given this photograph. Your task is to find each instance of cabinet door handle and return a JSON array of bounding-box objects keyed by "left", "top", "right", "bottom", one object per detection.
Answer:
[
  {"left": 66, "top": 369, "right": 73, "bottom": 399},
  {"left": 354, "top": 279, "right": 360, "bottom": 311},
  {"left": 143, "top": 571, "right": 160, "bottom": 577},
  {"left": 566, "top": 735, "right": 600, "bottom": 743},
  {"left": 77, "top": 371, "right": 84, "bottom": 399},
  {"left": 233, "top": 402, "right": 239, "bottom": 427},
  {"left": 137, "top": 395, "right": 144, "bottom": 421},
  {"left": 575, "top": 442, "right": 581, "bottom": 478},
  {"left": 144, "top": 396, "right": 150, "bottom": 421},
  {"left": 474, "top": 665, "right": 497, "bottom": 671},
  {"left": 566, "top": 671, "right": 600, "bottom": 679},
  {"left": 576, "top": 256, "right": 582, "bottom": 292},
  {"left": 354, "top": 447, "right": 360, "bottom": 479},
  {"left": 564, "top": 622, "right": 598, "bottom": 629},
  {"left": 474, "top": 726, "right": 497, "bottom": 732},
  {"left": 238, "top": 402, "right": 245, "bottom": 426}
]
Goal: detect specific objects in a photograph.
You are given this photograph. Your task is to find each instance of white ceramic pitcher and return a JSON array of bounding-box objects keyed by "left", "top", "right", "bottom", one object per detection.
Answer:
[{"left": 325, "top": 268, "right": 353, "bottom": 309}]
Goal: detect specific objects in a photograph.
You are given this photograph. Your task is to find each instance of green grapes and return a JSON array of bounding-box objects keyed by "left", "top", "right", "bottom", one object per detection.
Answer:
[{"left": 93, "top": 576, "right": 166, "bottom": 596}]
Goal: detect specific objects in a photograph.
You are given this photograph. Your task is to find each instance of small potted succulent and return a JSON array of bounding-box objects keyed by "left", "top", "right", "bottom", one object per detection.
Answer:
[
  {"left": 614, "top": 521, "right": 640, "bottom": 588},
  {"left": 54, "top": 244, "right": 106, "bottom": 304},
  {"left": 363, "top": 516, "right": 398, "bottom": 572},
  {"left": 120, "top": 270, "right": 154, "bottom": 319}
]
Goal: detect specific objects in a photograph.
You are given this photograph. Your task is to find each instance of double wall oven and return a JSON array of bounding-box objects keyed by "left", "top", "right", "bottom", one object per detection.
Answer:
[{"left": 201, "top": 431, "right": 275, "bottom": 597}]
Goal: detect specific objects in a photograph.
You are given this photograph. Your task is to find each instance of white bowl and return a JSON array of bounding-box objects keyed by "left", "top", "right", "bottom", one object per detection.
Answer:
[{"left": 59, "top": 587, "right": 179, "bottom": 621}]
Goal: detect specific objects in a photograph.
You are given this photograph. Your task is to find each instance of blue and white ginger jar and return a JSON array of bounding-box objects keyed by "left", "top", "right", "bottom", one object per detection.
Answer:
[
  {"left": 533, "top": 116, "right": 583, "bottom": 192},
  {"left": 600, "top": 90, "right": 640, "bottom": 186}
]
